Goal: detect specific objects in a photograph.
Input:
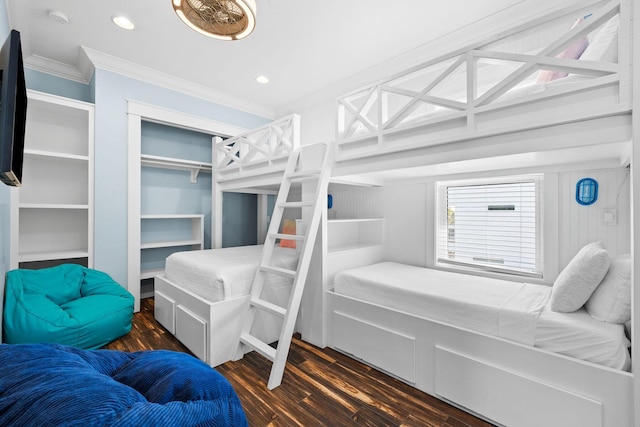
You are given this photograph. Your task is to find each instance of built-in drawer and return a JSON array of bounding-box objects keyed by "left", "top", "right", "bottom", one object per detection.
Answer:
[
  {"left": 332, "top": 311, "right": 416, "bottom": 382},
  {"left": 435, "top": 346, "right": 603, "bottom": 427},
  {"left": 176, "top": 304, "right": 208, "bottom": 362},
  {"left": 154, "top": 290, "right": 176, "bottom": 334}
]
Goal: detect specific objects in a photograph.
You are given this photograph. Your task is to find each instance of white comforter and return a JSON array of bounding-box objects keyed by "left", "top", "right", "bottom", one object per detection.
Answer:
[
  {"left": 334, "top": 262, "right": 549, "bottom": 346},
  {"left": 334, "top": 262, "right": 631, "bottom": 370},
  {"left": 165, "top": 245, "right": 299, "bottom": 302}
]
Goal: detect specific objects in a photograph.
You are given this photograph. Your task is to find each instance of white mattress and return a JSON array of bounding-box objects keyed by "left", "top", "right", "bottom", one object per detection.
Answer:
[
  {"left": 165, "top": 245, "right": 299, "bottom": 302},
  {"left": 333, "top": 262, "right": 631, "bottom": 371}
]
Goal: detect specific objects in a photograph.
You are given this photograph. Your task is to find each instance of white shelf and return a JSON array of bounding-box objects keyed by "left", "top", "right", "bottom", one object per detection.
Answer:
[
  {"left": 141, "top": 239, "right": 203, "bottom": 250},
  {"left": 141, "top": 154, "right": 212, "bottom": 183},
  {"left": 19, "top": 250, "right": 90, "bottom": 263},
  {"left": 24, "top": 148, "right": 89, "bottom": 162},
  {"left": 141, "top": 214, "right": 203, "bottom": 220},
  {"left": 327, "top": 217, "right": 384, "bottom": 251},
  {"left": 141, "top": 268, "right": 164, "bottom": 280},
  {"left": 10, "top": 90, "right": 94, "bottom": 269},
  {"left": 328, "top": 218, "right": 384, "bottom": 223},
  {"left": 20, "top": 203, "right": 89, "bottom": 210},
  {"left": 328, "top": 242, "right": 384, "bottom": 254}
]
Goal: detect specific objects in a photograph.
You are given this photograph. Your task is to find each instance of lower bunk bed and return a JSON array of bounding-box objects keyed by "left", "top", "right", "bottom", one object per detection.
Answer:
[
  {"left": 326, "top": 261, "right": 633, "bottom": 427},
  {"left": 154, "top": 244, "right": 298, "bottom": 367}
]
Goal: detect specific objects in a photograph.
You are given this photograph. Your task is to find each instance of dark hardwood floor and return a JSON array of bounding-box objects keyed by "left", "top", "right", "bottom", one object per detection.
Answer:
[{"left": 105, "top": 298, "right": 494, "bottom": 427}]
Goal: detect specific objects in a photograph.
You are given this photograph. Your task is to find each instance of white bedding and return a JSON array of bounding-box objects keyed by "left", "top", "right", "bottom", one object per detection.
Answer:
[
  {"left": 333, "top": 262, "right": 630, "bottom": 370},
  {"left": 165, "top": 245, "right": 299, "bottom": 302}
]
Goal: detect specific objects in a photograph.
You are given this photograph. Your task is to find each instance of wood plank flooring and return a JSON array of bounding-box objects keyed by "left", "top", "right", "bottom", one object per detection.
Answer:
[{"left": 105, "top": 298, "right": 495, "bottom": 427}]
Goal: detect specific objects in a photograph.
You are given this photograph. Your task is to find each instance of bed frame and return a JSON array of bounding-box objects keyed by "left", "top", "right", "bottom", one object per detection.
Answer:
[
  {"left": 310, "top": 1, "right": 636, "bottom": 426},
  {"left": 153, "top": 115, "right": 300, "bottom": 367}
]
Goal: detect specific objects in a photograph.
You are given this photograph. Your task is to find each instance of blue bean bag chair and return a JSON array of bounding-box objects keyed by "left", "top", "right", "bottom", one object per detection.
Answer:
[
  {"left": 3, "top": 264, "right": 134, "bottom": 349},
  {"left": 0, "top": 343, "right": 248, "bottom": 426}
]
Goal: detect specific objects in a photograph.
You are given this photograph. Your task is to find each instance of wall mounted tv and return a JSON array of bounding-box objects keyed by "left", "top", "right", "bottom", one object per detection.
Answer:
[{"left": 0, "top": 30, "right": 27, "bottom": 187}]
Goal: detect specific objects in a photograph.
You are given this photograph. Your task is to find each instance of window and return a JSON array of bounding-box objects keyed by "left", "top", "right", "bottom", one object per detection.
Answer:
[{"left": 436, "top": 175, "right": 542, "bottom": 277}]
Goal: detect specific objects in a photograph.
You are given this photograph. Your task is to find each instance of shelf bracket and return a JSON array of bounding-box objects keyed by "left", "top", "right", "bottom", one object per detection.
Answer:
[{"left": 190, "top": 168, "right": 200, "bottom": 183}]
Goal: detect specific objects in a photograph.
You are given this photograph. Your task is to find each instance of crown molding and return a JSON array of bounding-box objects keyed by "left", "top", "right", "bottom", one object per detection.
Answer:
[
  {"left": 80, "top": 47, "right": 274, "bottom": 119},
  {"left": 24, "top": 54, "right": 88, "bottom": 83}
]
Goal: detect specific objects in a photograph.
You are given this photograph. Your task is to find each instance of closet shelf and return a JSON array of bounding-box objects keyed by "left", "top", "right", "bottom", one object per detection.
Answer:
[
  {"left": 140, "top": 239, "right": 203, "bottom": 250},
  {"left": 141, "top": 154, "right": 212, "bottom": 183}
]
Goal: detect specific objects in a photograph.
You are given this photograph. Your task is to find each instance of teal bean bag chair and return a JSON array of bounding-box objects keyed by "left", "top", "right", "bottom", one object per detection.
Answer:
[{"left": 3, "top": 264, "right": 134, "bottom": 349}]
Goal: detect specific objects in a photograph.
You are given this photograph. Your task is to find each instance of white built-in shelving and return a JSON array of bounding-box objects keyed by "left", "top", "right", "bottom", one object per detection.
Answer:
[
  {"left": 301, "top": 178, "right": 385, "bottom": 348},
  {"left": 139, "top": 214, "right": 204, "bottom": 283},
  {"left": 10, "top": 90, "right": 94, "bottom": 269}
]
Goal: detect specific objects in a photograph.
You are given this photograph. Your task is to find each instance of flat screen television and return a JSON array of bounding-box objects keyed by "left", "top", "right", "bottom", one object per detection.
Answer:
[{"left": 0, "top": 30, "right": 27, "bottom": 187}]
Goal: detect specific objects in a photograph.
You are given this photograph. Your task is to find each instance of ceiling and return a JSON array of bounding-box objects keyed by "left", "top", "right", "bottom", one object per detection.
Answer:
[{"left": 5, "top": 0, "right": 577, "bottom": 117}]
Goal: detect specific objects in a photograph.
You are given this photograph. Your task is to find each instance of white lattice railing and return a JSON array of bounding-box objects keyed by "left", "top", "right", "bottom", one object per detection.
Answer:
[
  {"left": 215, "top": 114, "right": 300, "bottom": 181},
  {"left": 337, "top": 0, "right": 624, "bottom": 149}
]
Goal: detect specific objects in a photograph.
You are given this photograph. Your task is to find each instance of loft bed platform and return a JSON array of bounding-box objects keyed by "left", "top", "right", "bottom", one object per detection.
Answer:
[
  {"left": 333, "top": 0, "right": 631, "bottom": 179},
  {"left": 214, "top": 114, "right": 299, "bottom": 192}
]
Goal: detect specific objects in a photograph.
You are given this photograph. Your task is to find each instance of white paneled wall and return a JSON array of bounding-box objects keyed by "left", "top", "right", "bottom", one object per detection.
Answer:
[
  {"left": 382, "top": 183, "right": 429, "bottom": 267},
  {"left": 557, "top": 168, "right": 631, "bottom": 270},
  {"left": 330, "top": 167, "right": 630, "bottom": 283},
  {"left": 327, "top": 185, "right": 384, "bottom": 220}
]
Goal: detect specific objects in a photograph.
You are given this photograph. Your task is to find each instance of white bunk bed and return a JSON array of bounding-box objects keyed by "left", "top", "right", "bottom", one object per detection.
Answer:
[
  {"left": 154, "top": 115, "right": 302, "bottom": 367},
  {"left": 316, "top": 1, "right": 635, "bottom": 426}
]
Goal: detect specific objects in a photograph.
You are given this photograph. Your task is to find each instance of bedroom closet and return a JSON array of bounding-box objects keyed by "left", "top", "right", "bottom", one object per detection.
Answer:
[
  {"left": 138, "top": 121, "right": 213, "bottom": 299},
  {"left": 127, "top": 101, "right": 247, "bottom": 311}
]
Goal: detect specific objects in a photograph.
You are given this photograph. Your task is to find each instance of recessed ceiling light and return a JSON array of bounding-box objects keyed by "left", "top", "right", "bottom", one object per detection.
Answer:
[
  {"left": 112, "top": 15, "right": 135, "bottom": 30},
  {"left": 256, "top": 75, "right": 269, "bottom": 84}
]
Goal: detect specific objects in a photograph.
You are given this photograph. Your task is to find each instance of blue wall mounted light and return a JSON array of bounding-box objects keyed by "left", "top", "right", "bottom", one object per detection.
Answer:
[
  {"left": 576, "top": 177, "right": 598, "bottom": 206},
  {"left": 327, "top": 194, "right": 333, "bottom": 209}
]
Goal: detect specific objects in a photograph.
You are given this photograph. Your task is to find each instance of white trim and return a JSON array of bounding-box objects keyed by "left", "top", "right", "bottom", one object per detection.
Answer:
[
  {"left": 82, "top": 47, "right": 274, "bottom": 119},
  {"left": 127, "top": 101, "right": 247, "bottom": 311}
]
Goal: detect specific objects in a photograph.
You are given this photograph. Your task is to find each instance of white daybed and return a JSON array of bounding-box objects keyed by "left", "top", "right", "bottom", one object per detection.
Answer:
[
  {"left": 154, "top": 115, "right": 302, "bottom": 367},
  {"left": 317, "top": 1, "right": 635, "bottom": 426},
  {"left": 327, "top": 263, "right": 633, "bottom": 427}
]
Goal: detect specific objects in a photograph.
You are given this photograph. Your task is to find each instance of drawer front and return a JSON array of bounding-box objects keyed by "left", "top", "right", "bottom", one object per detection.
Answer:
[
  {"left": 176, "top": 304, "right": 208, "bottom": 362},
  {"left": 333, "top": 311, "right": 416, "bottom": 382},
  {"left": 154, "top": 290, "right": 176, "bottom": 334},
  {"left": 435, "top": 346, "right": 602, "bottom": 427}
]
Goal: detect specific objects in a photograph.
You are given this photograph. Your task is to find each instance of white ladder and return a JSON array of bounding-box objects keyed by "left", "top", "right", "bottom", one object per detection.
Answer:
[{"left": 236, "top": 142, "right": 333, "bottom": 390}]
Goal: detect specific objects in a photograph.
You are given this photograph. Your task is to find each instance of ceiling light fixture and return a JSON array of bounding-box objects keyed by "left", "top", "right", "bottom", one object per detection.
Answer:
[
  {"left": 172, "top": 0, "right": 256, "bottom": 41},
  {"left": 256, "top": 75, "right": 269, "bottom": 84},
  {"left": 112, "top": 15, "right": 135, "bottom": 30}
]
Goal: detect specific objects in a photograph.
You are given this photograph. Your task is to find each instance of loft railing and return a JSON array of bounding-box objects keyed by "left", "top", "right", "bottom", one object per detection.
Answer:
[
  {"left": 336, "top": 0, "right": 623, "bottom": 148},
  {"left": 215, "top": 114, "right": 300, "bottom": 180}
]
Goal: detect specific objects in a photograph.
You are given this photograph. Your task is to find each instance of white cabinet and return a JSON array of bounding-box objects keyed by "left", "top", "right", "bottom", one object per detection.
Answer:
[{"left": 10, "top": 90, "right": 94, "bottom": 269}]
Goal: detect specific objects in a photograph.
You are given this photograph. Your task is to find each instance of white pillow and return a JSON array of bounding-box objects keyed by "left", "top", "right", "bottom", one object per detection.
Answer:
[
  {"left": 550, "top": 242, "right": 610, "bottom": 312},
  {"left": 585, "top": 254, "right": 630, "bottom": 323},
  {"left": 580, "top": 14, "right": 619, "bottom": 63}
]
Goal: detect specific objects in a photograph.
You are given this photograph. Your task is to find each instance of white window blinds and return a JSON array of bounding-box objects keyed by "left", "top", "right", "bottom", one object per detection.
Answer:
[{"left": 436, "top": 176, "right": 542, "bottom": 277}]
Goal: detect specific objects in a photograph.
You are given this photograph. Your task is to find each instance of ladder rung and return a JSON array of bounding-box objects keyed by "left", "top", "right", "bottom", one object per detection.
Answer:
[
  {"left": 278, "top": 201, "right": 313, "bottom": 208},
  {"left": 240, "top": 333, "right": 276, "bottom": 361},
  {"left": 251, "top": 297, "right": 287, "bottom": 318},
  {"left": 269, "top": 233, "right": 304, "bottom": 241},
  {"left": 286, "top": 170, "right": 321, "bottom": 180},
  {"left": 260, "top": 265, "right": 296, "bottom": 278}
]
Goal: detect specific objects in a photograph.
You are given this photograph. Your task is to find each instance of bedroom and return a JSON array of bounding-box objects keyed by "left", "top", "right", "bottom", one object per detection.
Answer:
[{"left": 0, "top": 0, "right": 638, "bottom": 426}]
